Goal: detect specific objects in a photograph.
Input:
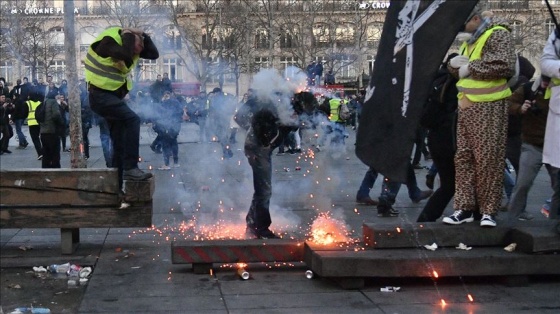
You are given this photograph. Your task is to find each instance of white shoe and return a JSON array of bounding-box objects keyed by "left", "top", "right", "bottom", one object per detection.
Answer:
[
  {"left": 174, "top": 163, "right": 180, "bottom": 168},
  {"left": 158, "top": 165, "right": 171, "bottom": 170},
  {"left": 480, "top": 214, "right": 497, "bottom": 227}
]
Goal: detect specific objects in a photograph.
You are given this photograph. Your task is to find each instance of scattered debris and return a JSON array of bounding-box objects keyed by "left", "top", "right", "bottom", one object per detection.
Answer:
[
  {"left": 18, "top": 246, "right": 32, "bottom": 251},
  {"left": 119, "top": 202, "right": 130, "bottom": 209},
  {"left": 504, "top": 243, "right": 517, "bottom": 252},
  {"left": 424, "top": 243, "right": 438, "bottom": 251},
  {"left": 8, "top": 284, "right": 22, "bottom": 289},
  {"left": 380, "top": 286, "right": 401, "bottom": 292},
  {"left": 32, "top": 266, "right": 47, "bottom": 273},
  {"left": 455, "top": 243, "right": 472, "bottom": 251}
]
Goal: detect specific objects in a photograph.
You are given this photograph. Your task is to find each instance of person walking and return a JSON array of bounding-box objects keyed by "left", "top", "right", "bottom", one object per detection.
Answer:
[
  {"left": 26, "top": 92, "right": 43, "bottom": 160},
  {"left": 85, "top": 27, "right": 159, "bottom": 187}
]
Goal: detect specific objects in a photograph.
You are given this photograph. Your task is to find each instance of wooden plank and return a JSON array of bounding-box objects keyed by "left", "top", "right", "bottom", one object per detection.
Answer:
[
  {"left": 0, "top": 204, "right": 152, "bottom": 228},
  {"left": 123, "top": 179, "right": 155, "bottom": 203},
  {"left": 362, "top": 222, "right": 510, "bottom": 249},
  {"left": 0, "top": 168, "right": 119, "bottom": 206},
  {"left": 510, "top": 225, "right": 560, "bottom": 253},
  {"left": 308, "top": 247, "right": 560, "bottom": 278},
  {"left": 171, "top": 239, "right": 304, "bottom": 264}
]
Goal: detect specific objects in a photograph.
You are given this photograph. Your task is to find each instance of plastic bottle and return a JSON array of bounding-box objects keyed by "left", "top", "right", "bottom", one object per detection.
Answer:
[{"left": 56, "top": 263, "right": 70, "bottom": 274}]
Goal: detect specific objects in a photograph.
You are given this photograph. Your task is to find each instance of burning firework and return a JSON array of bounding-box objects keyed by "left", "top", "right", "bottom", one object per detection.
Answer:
[{"left": 309, "top": 212, "right": 351, "bottom": 245}]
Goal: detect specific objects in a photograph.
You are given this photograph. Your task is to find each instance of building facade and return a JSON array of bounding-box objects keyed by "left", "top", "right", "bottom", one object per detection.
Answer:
[{"left": 0, "top": 0, "right": 558, "bottom": 95}]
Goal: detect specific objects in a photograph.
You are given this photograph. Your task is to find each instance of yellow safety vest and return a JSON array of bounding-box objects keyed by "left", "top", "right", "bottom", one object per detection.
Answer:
[
  {"left": 329, "top": 98, "right": 342, "bottom": 122},
  {"left": 456, "top": 25, "right": 512, "bottom": 102},
  {"left": 26, "top": 100, "right": 41, "bottom": 126},
  {"left": 545, "top": 78, "right": 559, "bottom": 100},
  {"left": 84, "top": 27, "right": 139, "bottom": 91}
]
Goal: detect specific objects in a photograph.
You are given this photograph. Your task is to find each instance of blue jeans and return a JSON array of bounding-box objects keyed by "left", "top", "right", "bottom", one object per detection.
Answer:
[
  {"left": 379, "top": 163, "right": 423, "bottom": 205},
  {"left": 357, "top": 168, "right": 378, "bottom": 200},
  {"left": 14, "top": 119, "right": 28, "bottom": 146},
  {"left": 98, "top": 117, "right": 112, "bottom": 167},
  {"left": 245, "top": 130, "right": 273, "bottom": 232},
  {"left": 504, "top": 168, "right": 515, "bottom": 201}
]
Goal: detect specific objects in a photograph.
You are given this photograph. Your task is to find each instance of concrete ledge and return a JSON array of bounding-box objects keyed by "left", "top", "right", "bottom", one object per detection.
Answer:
[
  {"left": 363, "top": 222, "right": 511, "bottom": 249},
  {"left": 171, "top": 239, "right": 304, "bottom": 264}
]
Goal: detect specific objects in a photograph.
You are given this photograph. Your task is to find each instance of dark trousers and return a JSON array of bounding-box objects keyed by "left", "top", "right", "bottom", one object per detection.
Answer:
[
  {"left": 417, "top": 131, "right": 455, "bottom": 222},
  {"left": 412, "top": 127, "right": 429, "bottom": 165},
  {"left": 245, "top": 130, "right": 273, "bottom": 232},
  {"left": 161, "top": 133, "right": 178, "bottom": 166},
  {"left": 40, "top": 133, "right": 60, "bottom": 168},
  {"left": 89, "top": 89, "right": 141, "bottom": 184},
  {"left": 29, "top": 125, "right": 42, "bottom": 157},
  {"left": 82, "top": 125, "right": 90, "bottom": 158},
  {"left": 0, "top": 123, "right": 13, "bottom": 151}
]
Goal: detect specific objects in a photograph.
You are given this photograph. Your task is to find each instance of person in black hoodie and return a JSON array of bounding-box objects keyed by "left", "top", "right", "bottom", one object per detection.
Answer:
[
  {"left": 235, "top": 88, "right": 304, "bottom": 239},
  {"left": 417, "top": 54, "right": 467, "bottom": 222},
  {"left": 11, "top": 92, "right": 29, "bottom": 149}
]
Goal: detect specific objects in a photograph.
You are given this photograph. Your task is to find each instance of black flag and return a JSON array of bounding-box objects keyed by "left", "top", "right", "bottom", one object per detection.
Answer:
[{"left": 356, "top": 0, "right": 479, "bottom": 182}]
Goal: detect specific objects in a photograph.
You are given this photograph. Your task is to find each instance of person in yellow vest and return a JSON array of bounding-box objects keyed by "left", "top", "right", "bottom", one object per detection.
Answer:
[
  {"left": 328, "top": 92, "right": 347, "bottom": 147},
  {"left": 443, "top": 8, "right": 516, "bottom": 228},
  {"left": 26, "top": 92, "right": 43, "bottom": 160},
  {"left": 85, "top": 27, "right": 159, "bottom": 186}
]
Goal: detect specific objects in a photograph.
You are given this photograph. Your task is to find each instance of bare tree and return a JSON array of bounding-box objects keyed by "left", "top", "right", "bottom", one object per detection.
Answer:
[
  {"left": 0, "top": 5, "right": 65, "bottom": 81},
  {"left": 165, "top": 0, "right": 228, "bottom": 92}
]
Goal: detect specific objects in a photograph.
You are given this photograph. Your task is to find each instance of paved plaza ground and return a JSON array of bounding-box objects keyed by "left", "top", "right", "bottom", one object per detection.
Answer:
[{"left": 1, "top": 122, "right": 559, "bottom": 313}]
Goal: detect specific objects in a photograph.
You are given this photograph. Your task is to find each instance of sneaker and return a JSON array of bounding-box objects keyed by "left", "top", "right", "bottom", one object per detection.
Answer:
[
  {"left": 3, "top": 150, "right": 12, "bottom": 154},
  {"left": 16, "top": 145, "right": 25, "bottom": 150},
  {"left": 294, "top": 148, "right": 302, "bottom": 153},
  {"left": 123, "top": 168, "right": 153, "bottom": 180},
  {"left": 288, "top": 149, "right": 296, "bottom": 155},
  {"left": 356, "top": 197, "right": 378, "bottom": 206},
  {"left": 158, "top": 165, "right": 171, "bottom": 170},
  {"left": 276, "top": 152, "right": 285, "bottom": 156},
  {"left": 173, "top": 163, "right": 181, "bottom": 168},
  {"left": 378, "top": 207, "right": 399, "bottom": 217},
  {"left": 443, "top": 210, "right": 474, "bottom": 225},
  {"left": 37, "top": 155, "right": 43, "bottom": 160},
  {"left": 22, "top": 142, "right": 28, "bottom": 148},
  {"left": 517, "top": 212, "right": 534, "bottom": 221},
  {"left": 412, "top": 190, "right": 433, "bottom": 203},
  {"left": 480, "top": 214, "right": 497, "bottom": 227},
  {"left": 412, "top": 163, "right": 423, "bottom": 170},
  {"left": 425, "top": 174, "right": 435, "bottom": 190}
]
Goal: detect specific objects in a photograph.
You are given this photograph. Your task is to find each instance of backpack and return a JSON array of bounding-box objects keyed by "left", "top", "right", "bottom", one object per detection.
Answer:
[
  {"left": 338, "top": 101, "right": 351, "bottom": 120},
  {"left": 35, "top": 103, "right": 46, "bottom": 124},
  {"left": 420, "top": 72, "right": 456, "bottom": 130}
]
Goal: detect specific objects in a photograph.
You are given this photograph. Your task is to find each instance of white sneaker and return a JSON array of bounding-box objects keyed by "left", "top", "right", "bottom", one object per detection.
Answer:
[
  {"left": 480, "top": 214, "right": 497, "bottom": 227},
  {"left": 174, "top": 163, "right": 180, "bottom": 168},
  {"left": 158, "top": 165, "right": 171, "bottom": 170}
]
